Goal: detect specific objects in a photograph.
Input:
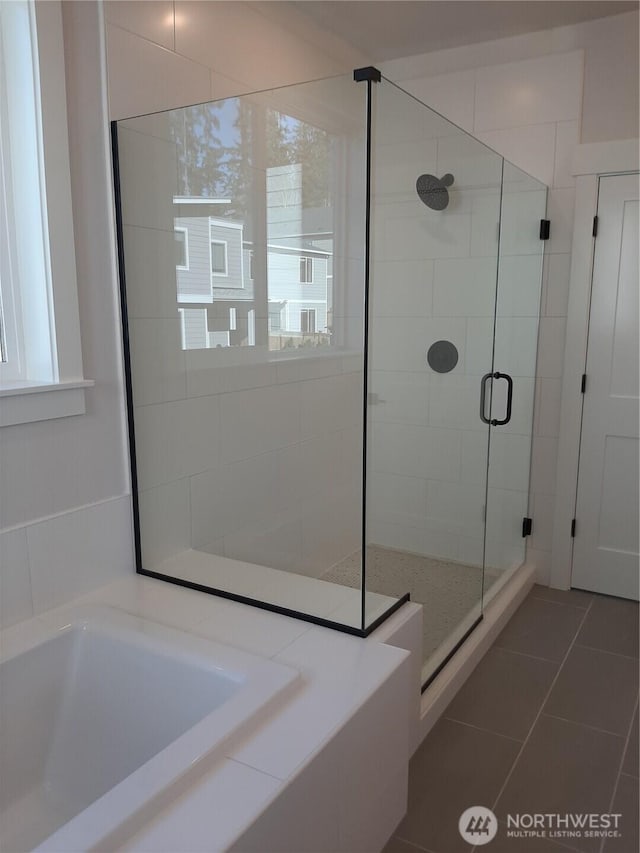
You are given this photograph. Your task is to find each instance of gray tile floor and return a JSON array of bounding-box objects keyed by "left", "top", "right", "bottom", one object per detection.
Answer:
[{"left": 384, "top": 585, "right": 639, "bottom": 853}]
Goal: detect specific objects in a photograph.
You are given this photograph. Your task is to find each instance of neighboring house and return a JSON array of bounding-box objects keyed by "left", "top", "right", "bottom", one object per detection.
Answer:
[
  {"left": 266, "top": 245, "right": 329, "bottom": 336},
  {"left": 175, "top": 216, "right": 247, "bottom": 302},
  {"left": 173, "top": 164, "right": 332, "bottom": 350}
]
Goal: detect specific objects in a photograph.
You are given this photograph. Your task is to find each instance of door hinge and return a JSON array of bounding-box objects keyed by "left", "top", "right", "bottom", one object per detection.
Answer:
[
  {"left": 581, "top": 374, "right": 587, "bottom": 393},
  {"left": 539, "top": 219, "right": 551, "bottom": 240},
  {"left": 571, "top": 519, "right": 577, "bottom": 537},
  {"left": 522, "top": 517, "right": 533, "bottom": 538},
  {"left": 592, "top": 215, "right": 599, "bottom": 237}
]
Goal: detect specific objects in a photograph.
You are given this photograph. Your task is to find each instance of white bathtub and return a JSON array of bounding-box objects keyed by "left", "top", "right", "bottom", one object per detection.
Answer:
[{"left": 0, "top": 606, "right": 299, "bottom": 852}]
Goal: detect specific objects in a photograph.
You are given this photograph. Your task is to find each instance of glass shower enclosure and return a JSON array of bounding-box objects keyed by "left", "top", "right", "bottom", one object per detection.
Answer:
[
  {"left": 112, "top": 68, "right": 547, "bottom": 687},
  {"left": 360, "top": 75, "right": 547, "bottom": 683}
]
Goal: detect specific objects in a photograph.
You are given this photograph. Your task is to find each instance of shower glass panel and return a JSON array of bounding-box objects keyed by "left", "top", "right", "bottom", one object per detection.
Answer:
[
  {"left": 364, "top": 77, "right": 506, "bottom": 681},
  {"left": 113, "top": 74, "right": 407, "bottom": 635},
  {"left": 483, "top": 163, "right": 547, "bottom": 596}
]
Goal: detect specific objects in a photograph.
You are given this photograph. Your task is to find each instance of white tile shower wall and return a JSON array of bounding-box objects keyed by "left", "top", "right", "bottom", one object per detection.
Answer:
[
  {"left": 372, "top": 37, "right": 604, "bottom": 581},
  {"left": 120, "top": 115, "right": 364, "bottom": 578},
  {"left": 135, "top": 359, "right": 364, "bottom": 577},
  {"left": 367, "top": 84, "right": 517, "bottom": 566},
  {"left": 379, "top": 11, "right": 638, "bottom": 581}
]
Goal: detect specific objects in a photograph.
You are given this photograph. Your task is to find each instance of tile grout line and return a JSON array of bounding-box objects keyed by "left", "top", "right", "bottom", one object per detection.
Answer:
[
  {"left": 599, "top": 693, "right": 640, "bottom": 853},
  {"left": 492, "top": 641, "right": 566, "bottom": 665},
  {"left": 442, "top": 715, "right": 524, "bottom": 745},
  {"left": 390, "top": 834, "right": 434, "bottom": 853},
  {"left": 573, "top": 641, "right": 639, "bottom": 662},
  {"left": 541, "top": 712, "right": 628, "bottom": 740},
  {"left": 529, "top": 593, "right": 593, "bottom": 611},
  {"left": 487, "top": 595, "right": 595, "bottom": 816},
  {"left": 225, "top": 755, "right": 284, "bottom": 783}
]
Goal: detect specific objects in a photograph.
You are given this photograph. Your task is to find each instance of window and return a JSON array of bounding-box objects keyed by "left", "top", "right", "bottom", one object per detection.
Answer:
[
  {"left": 269, "top": 309, "right": 281, "bottom": 332},
  {"left": 211, "top": 240, "right": 228, "bottom": 276},
  {"left": 158, "top": 96, "right": 344, "bottom": 359},
  {"left": 174, "top": 227, "right": 189, "bottom": 269},
  {"left": 0, "top": 0, "right": 90, "bottom": 425},
  {"left": 300, "top": 309, "right": 316, "bottom": 334},
  {"left": 299, "top": 256, "right": 313, "bottom": 283},
  {"left": 0, "top": 147, "right": 15, "bottom": 368}
]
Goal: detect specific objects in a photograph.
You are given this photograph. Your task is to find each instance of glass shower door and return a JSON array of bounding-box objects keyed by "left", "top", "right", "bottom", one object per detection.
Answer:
[
  {"left": 365, "top": 76, "right": 504, "bottom": 683},
  {"left": 483, "top": 163, "right": 547, "bottom": 596}
]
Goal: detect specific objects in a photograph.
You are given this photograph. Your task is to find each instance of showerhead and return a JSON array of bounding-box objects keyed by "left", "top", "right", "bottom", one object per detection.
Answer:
[{"left": 416, "top": 173, "right": 455, "bottom": 210}]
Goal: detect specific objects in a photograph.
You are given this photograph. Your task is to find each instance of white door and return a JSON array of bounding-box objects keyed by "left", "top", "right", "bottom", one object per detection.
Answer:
[{"left": 572, "top": 173, "right": 639, "bottom": 600}]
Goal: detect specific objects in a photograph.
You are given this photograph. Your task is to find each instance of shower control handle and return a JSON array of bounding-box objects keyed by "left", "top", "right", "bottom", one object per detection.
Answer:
[{"left": 479, "top": 372, "right": 514, "bottom": 426}]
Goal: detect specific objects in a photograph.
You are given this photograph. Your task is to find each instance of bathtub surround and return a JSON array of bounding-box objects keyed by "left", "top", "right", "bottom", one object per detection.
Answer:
[
  {"left": 0, "top": 606, "right": 300, "bottom": 851},
  {"left": 0, "top": 573, "right": 420, "bottom": 852}
]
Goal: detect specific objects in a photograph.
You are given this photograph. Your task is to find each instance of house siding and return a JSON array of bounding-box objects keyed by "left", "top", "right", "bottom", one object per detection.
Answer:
[{"left": 176, "top": 216, "right": 246, "bottom": 302}]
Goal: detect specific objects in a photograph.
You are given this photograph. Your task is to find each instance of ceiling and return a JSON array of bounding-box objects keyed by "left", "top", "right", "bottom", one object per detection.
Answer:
[{"left": 290, "top": 1, "right": 638, "bottom": 61}]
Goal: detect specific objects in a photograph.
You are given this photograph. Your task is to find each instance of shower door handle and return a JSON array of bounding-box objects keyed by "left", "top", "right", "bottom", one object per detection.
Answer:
[
  {"left": 479, "top": 372, "right": 492, "bottom": 425},
  {"left": 491, "top": 372, "right": 513, "bottom": 426},
  {"left": 479, "top": 372, "right": 513, "bottom": 426}
]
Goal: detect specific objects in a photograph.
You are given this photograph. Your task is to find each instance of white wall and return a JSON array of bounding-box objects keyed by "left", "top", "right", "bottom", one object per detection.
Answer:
[
  {"left": 381, "top": 10, "right": 639, "bottom": 145},
  {"left": 105, "top": 0, "right": 369, "bottom": 120},
  {"left": 378, "top": 10, "right": 639, "bottom": 582},
  {"left": 0, "top": 1, "right": 132, "bottom": 630}
]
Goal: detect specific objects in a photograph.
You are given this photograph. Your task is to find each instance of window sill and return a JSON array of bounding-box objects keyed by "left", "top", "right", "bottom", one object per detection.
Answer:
[{"left": 0, "top": 379, "right": 95, "bottom": 427}]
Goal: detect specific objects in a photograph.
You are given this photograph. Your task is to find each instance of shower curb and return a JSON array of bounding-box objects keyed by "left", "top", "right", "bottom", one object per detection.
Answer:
[{"left": 417, "top": 563, "right": 535, "bottom": 749}]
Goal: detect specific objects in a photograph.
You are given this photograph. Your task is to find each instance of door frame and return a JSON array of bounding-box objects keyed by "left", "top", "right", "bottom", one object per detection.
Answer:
[{"left": 550, "top": 139, "right": 639, "bottom": 591}]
